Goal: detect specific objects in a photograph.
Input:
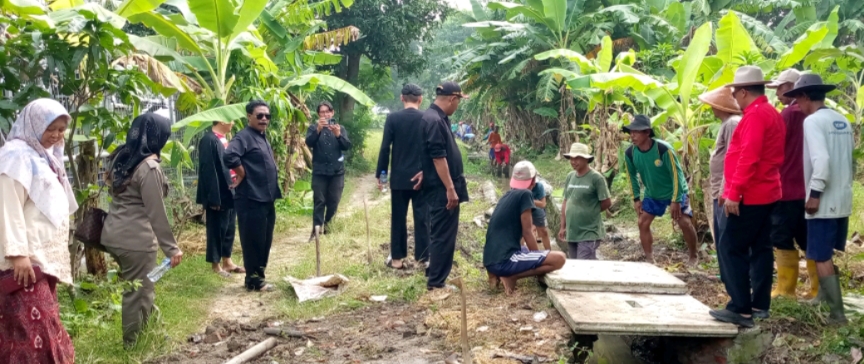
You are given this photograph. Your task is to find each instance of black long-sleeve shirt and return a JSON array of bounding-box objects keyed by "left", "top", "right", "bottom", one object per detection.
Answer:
[
  {"left": 421, "top": 104, "right": 469, "bottom": 202},
  {"left": 305, "top": 123, "right": 351, "bottom": 176},
  {"left": 224, "top": 126, "right": 282, "bottom": 202},
  {"left": 375, "top": 108, "right": 425, "bottom": 190},
  {"left": 196, "top": 130, "right": 234, "bottom": 208}
]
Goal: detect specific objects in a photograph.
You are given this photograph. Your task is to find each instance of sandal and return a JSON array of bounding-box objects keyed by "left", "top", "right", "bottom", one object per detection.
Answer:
[
  {"left": 215, "top": 270, "right": 231, "bottom": 278},
  {"left": 248, "top": 283, "right": 276, "bottom": 292},
  {"left": 385, "top": 257, "right": 406, "bottom": 270},
  {"left": 224, "top": 266, "right": 246, "bottom": 274}
]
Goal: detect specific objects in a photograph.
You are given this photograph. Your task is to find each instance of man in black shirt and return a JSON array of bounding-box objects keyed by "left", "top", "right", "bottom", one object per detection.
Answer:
[
  {"left": 197, "top": 120, "right": 243, "bottom": 276},
  {"left": 484, "top": 161, "right": 566, "bottom": 294},
  {"left": 376, "top": 84, "right": 429, "bottom": 269},
  {"left": 225, "top": 100, "right": 283, "bottom": 291},
  {"left": 305, "top": 101, "right": 352, "bottom": 238},
  {"left": 422, "top": 81, "right": 470, "bottom": 290}
]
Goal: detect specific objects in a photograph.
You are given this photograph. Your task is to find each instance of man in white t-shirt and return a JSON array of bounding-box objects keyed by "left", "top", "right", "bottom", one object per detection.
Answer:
[{"left": 784, "top": 74, "right": 853, "bottom": 325}]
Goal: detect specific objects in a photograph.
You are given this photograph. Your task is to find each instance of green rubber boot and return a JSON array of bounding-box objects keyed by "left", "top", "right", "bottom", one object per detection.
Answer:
[{"left": 819, "top": 274, "right": 848, "bottom": 325}]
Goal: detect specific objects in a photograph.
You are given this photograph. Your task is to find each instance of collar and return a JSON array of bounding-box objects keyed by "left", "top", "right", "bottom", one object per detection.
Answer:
[
  {"left": 743, "top": 95, "right": 770, "bottom": 114},
  {"left": 430, "top": 104, "right": 448, "bottom": 120},
  {"left": 245, "top": 125, "right": 265, "bottom": 136},
  {"left": 213, "top": 131, "right": 226, "bottom": 139}
]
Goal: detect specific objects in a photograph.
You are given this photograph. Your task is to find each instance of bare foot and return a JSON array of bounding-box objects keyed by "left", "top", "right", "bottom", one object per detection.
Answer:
[
  {"left": 487, "top": 273, "right": 500, "bottom": 290},
  {"left": 645, "top": 254, "right": 655, "bottom": 264},
  {"left": 687, "top": 256, "right": 699, "bottom": 267},
  {"left": 500, "top": 276, "right": 518, "bottom": 295}
]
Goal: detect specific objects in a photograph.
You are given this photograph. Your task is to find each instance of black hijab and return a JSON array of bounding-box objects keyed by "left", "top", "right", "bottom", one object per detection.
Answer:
[{"left": 110, "top": 113, "right": 172, "bottom": 193}]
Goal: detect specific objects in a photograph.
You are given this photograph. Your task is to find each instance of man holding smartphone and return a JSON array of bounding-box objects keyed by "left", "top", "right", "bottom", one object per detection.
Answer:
[{"left": 305, "top": 101, "right": 352, "bottom": 239}]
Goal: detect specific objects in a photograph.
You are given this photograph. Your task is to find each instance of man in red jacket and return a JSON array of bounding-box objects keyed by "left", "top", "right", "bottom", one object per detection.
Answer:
[
  {"left": 493, "top": 143, "right": 511, "bottom": 178},
  {"left": 710, "top": 66, "right": 786, "bottom": 328}
]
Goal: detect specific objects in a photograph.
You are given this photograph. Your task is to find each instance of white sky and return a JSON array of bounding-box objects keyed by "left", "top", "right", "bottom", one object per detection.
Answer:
[{"left": 444, "top": 0, "right": 472, "bottom": 10}]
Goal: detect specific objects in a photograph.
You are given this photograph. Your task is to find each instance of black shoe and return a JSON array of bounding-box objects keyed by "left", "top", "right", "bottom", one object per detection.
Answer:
[
  {"left": 752, "top": 310, "right": 770, "bottom": 320},
  {"left": 709, "top": 309, "right": 755, "bottom": 328}
]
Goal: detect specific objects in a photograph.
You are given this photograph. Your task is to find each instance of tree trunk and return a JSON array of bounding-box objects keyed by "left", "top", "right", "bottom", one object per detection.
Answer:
[
  {"left": 338, "top": 52, "right": 362, "bottom": 124},
  {"left": 75, "top": 140, "right": 107, "bottom": 278}
]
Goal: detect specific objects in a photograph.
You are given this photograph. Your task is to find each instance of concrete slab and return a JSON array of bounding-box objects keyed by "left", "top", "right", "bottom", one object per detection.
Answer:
[
  {"left": 544, "top": 260, "right": 688, "bottom": 294},
  {"left": 548, "top": 289, "right": 739, "bottom": 337}
]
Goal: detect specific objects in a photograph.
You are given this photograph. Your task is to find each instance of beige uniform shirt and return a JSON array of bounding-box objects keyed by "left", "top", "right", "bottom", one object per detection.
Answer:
[
  {"left": 102, "top": 158, "right": 179, "bottom": 257},
  {"left": 0, "top": 174, "right": 73, "bottom": 284}
]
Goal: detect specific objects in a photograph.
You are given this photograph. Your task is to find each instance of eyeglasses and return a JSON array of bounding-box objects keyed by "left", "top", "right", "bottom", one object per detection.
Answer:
[{"left": 256, "top": 113, "right": 271, "bottom": 120}]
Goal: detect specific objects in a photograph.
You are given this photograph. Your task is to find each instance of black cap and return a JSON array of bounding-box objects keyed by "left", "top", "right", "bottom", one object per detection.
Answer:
[
  {"left": 782, "top": 74, "right": 837, "bottom": 98},
  {"left": 435, "top": 81, "right": 469, "bottom": 98},
  {"left": 401, "top": 83, "right": 423, "bottom": 96}
]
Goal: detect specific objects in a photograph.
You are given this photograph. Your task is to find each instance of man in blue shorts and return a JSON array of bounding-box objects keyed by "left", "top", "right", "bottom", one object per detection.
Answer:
[
  {"left": 622, "top": 115, "right": 699, "bottom": 265},
  {"left": 785, "top": 74, "right": 852, "bottom": 324},
  {"left": 483, "top": 161, "right": 566, "bottom": 294}
]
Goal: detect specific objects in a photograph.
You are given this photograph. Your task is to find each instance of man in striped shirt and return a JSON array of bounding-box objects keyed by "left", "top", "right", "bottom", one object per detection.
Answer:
[{"left": 622, "top": 115, "right": 698, "bottom": 266}]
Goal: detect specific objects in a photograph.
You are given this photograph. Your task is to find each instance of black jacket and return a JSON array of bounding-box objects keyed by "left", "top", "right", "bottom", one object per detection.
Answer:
[
  {"left": 305, "top": 123, "right": 352, "bottom": 176},
  {"left": 224, "top": 126, "right": 283, "bottom": 202},
  {"left": 420, "top": 104, "right": 469, "bottom": 202},
  {"left": 375, "top": 108, "right": 425, "bottom": 190},
  {"left": 196, "top": 130, "right": 234, "bottom": 208}
]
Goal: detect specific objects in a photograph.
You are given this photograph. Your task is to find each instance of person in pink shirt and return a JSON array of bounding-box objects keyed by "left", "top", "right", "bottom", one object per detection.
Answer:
[{"left": 710, "top": 66, "right": 786, "bottom": 328}]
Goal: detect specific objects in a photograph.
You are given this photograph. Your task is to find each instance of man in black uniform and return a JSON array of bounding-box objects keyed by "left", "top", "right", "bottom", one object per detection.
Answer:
[
  {"left": 421, "top": 81, "right": 470, "bottom": 291},
  {"left": 224, "top": 100, "right": 283, "bottom": 291},
  {"left": 305, "top": 101, "right": 352, "bottom": 237},
  {"left": 376, "top": 84, "right": 429, "bottom": 269}
]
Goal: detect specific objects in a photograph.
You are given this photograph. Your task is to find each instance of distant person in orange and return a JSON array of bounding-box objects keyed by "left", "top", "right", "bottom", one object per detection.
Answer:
[{"left": 487, "top": 126, "right": 501, "bottom": 161}]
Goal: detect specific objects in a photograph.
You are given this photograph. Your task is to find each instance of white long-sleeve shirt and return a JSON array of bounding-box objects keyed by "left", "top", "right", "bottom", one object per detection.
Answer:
[{"left": 802, "top": 108, "right": 854, "bottom": 219}]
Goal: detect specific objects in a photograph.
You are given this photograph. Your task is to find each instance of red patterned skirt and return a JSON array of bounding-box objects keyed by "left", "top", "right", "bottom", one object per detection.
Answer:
[{"left": 0, "top": 274, "right": 75, "bottom": 364}]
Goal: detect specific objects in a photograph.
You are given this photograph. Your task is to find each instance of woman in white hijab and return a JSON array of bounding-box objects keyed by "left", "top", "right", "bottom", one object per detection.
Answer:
[{"left": 0, "top": 98, "right": 77, "bottom": 364}]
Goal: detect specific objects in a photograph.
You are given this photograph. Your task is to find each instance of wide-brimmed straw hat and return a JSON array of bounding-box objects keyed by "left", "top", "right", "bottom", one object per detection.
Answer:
[
  {"left": 726, "top": 66, "right": 771, "bottom": 87},
  {"left": 766, "top": 69, "right": 801, "bottom": 89},
  {"left": 782, "top": 74, "right": 837, "bottom": 97},
  {"left": 698, "top": 87, "right": 741, "bottom": 114},
  {"left": 563, "top": 143, "right": 594, "bottom": 162}
]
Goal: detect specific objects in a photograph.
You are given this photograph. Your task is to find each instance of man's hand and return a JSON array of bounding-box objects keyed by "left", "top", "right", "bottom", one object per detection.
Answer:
[
  {"left": 11, "top": 256, "right": 35, "bottom": 287},
  {"left": 230, "top": 166, "right": 246, "bottom": 189},
  {"left": 446, "top": 187, "right": 459, "bottom": 210},
  {"left": 805, "top": 197, "right": 821, "bottom": 215},
  {"left": 633, "top": 200, "right": 643, "bottom": 215},
  {"left": 170, "top": 251, "right": 184, "bottom": 268},
  {"left": 718, "top": 197, "right": 726, "bottom": 207},
  {"left": 724, "top": 199, "right": 740, "bottom": 217},
  {"left": 317, "top": 117, "right": 328, "bottom": 133},
  {"left": 329, "top": 124, "right": 341, "bottom": 138},
  {"left": 558, "top": 228, "right": 566, "bottom": 242},
  {"left": 411, "top": 171, "right": 423, "bottom": 190},
  {"left": 670, "top": 202, "right": 682, "bottom": 220},
  {"left": 210, "top": 205, "right": 221, "bottom": 211}
]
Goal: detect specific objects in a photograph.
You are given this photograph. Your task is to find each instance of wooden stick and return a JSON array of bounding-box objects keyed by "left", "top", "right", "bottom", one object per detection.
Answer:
[
  {"left": 363, "top": 199, "right": 372, "bottom": 265},
  {"left": 451, "top": 277, "right": 471, "bottom": 364},
  {"left": 314, "top": 225, "right": 321, "bottom": 277},
  {"left": 263, "top": 327, "right": 307, "bottom": 338},
  {"left": 223, "top": 337, "right": 277, "bottom": 364}
]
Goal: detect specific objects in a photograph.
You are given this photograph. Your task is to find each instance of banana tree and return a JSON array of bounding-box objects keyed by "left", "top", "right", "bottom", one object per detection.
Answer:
[{"left": 805, "top": 44, "right": 864, "bottom": 156}]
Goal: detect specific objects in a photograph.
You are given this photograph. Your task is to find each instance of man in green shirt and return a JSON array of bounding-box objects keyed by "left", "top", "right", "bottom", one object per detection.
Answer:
[
  {"left": 557, "top": 143, "right": 611, "bottom": 259},
  {"left": 622, "top": 115, "right": 699, "bottom": 265}
]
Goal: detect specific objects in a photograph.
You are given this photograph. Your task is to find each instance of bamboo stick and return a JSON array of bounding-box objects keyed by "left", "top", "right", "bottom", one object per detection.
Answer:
[{"left": 223, "top": 337, "right": 277, "bottom": 364}]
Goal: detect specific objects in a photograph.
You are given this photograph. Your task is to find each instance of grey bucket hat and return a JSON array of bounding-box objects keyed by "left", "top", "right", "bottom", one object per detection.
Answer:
[{"left": 782, "top": 74, "right": 837, "bottom": 98}]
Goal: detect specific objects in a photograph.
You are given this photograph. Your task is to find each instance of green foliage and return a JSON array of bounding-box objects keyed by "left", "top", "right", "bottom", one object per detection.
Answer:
[{"left": 60, "top": 271, "right": 140, "bottom": 336}]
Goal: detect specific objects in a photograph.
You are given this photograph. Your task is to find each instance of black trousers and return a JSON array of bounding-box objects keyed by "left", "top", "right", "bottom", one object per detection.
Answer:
[
  {"left": 390, "top": 189, "right": 430, "bottom": 261},
  {"left": 425, "top": 186, "right": 460, "bottom": 289},
  {"left": 205, "top": 207, "right": 236, "bottom": 263},
  {"left": 718, "top": 202, "right": 776, "bottom": 315},
  {"left": 312, "top": 173, "right": 345, "bottom": 227},
  {"left": 770, "top": 199, "right": 808, "bottom": 251},
  {"left": 235, "top": 196, "right": 276, "bottom": 289}
]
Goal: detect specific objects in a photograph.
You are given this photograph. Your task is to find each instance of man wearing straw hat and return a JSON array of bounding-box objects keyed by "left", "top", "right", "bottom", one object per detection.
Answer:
[
  {"left": 710, "top": 66, "right": 785, "bottom": 328},
  {"left": 784, "top": 74, "right": 852, "bottom": 325},
  {"left": 558, "top": 143, "right": 611, "bottom": 260},
  {"left": 697, "top": 87, "right": 741, "bottom": 246},
  {"left": 621, "top": 115, "right": 698, "bottom": 266},
  {"left": 765, "top": 69, "right": 820, "bottom": 301}
]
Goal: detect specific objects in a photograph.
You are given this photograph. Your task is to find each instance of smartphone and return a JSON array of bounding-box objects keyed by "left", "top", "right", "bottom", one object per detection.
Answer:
[{"left": 328, "top": 118, "right": 336, "bottom": 125}]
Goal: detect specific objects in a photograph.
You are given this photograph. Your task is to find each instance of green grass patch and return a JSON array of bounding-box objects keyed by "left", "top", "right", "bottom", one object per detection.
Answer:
[{"left": 62, "top": 254, "right": 223, "bottom": 364}]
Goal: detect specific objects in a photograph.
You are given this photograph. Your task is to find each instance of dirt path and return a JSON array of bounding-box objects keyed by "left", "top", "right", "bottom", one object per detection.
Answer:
[{"left": 205, "top": 174, "right": 379, "bottom": 325}]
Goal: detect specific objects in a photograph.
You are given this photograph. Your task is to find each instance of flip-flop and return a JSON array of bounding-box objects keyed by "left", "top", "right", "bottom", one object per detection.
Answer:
[
  {"left": 215, "top": 271, "right": 230, "bottom": 278},
  {"left": 385, "top": 258, "right": 406, "bottom": 270},
  {"left": 225, "top": 266, "right": 246, "bottom": 274}
]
